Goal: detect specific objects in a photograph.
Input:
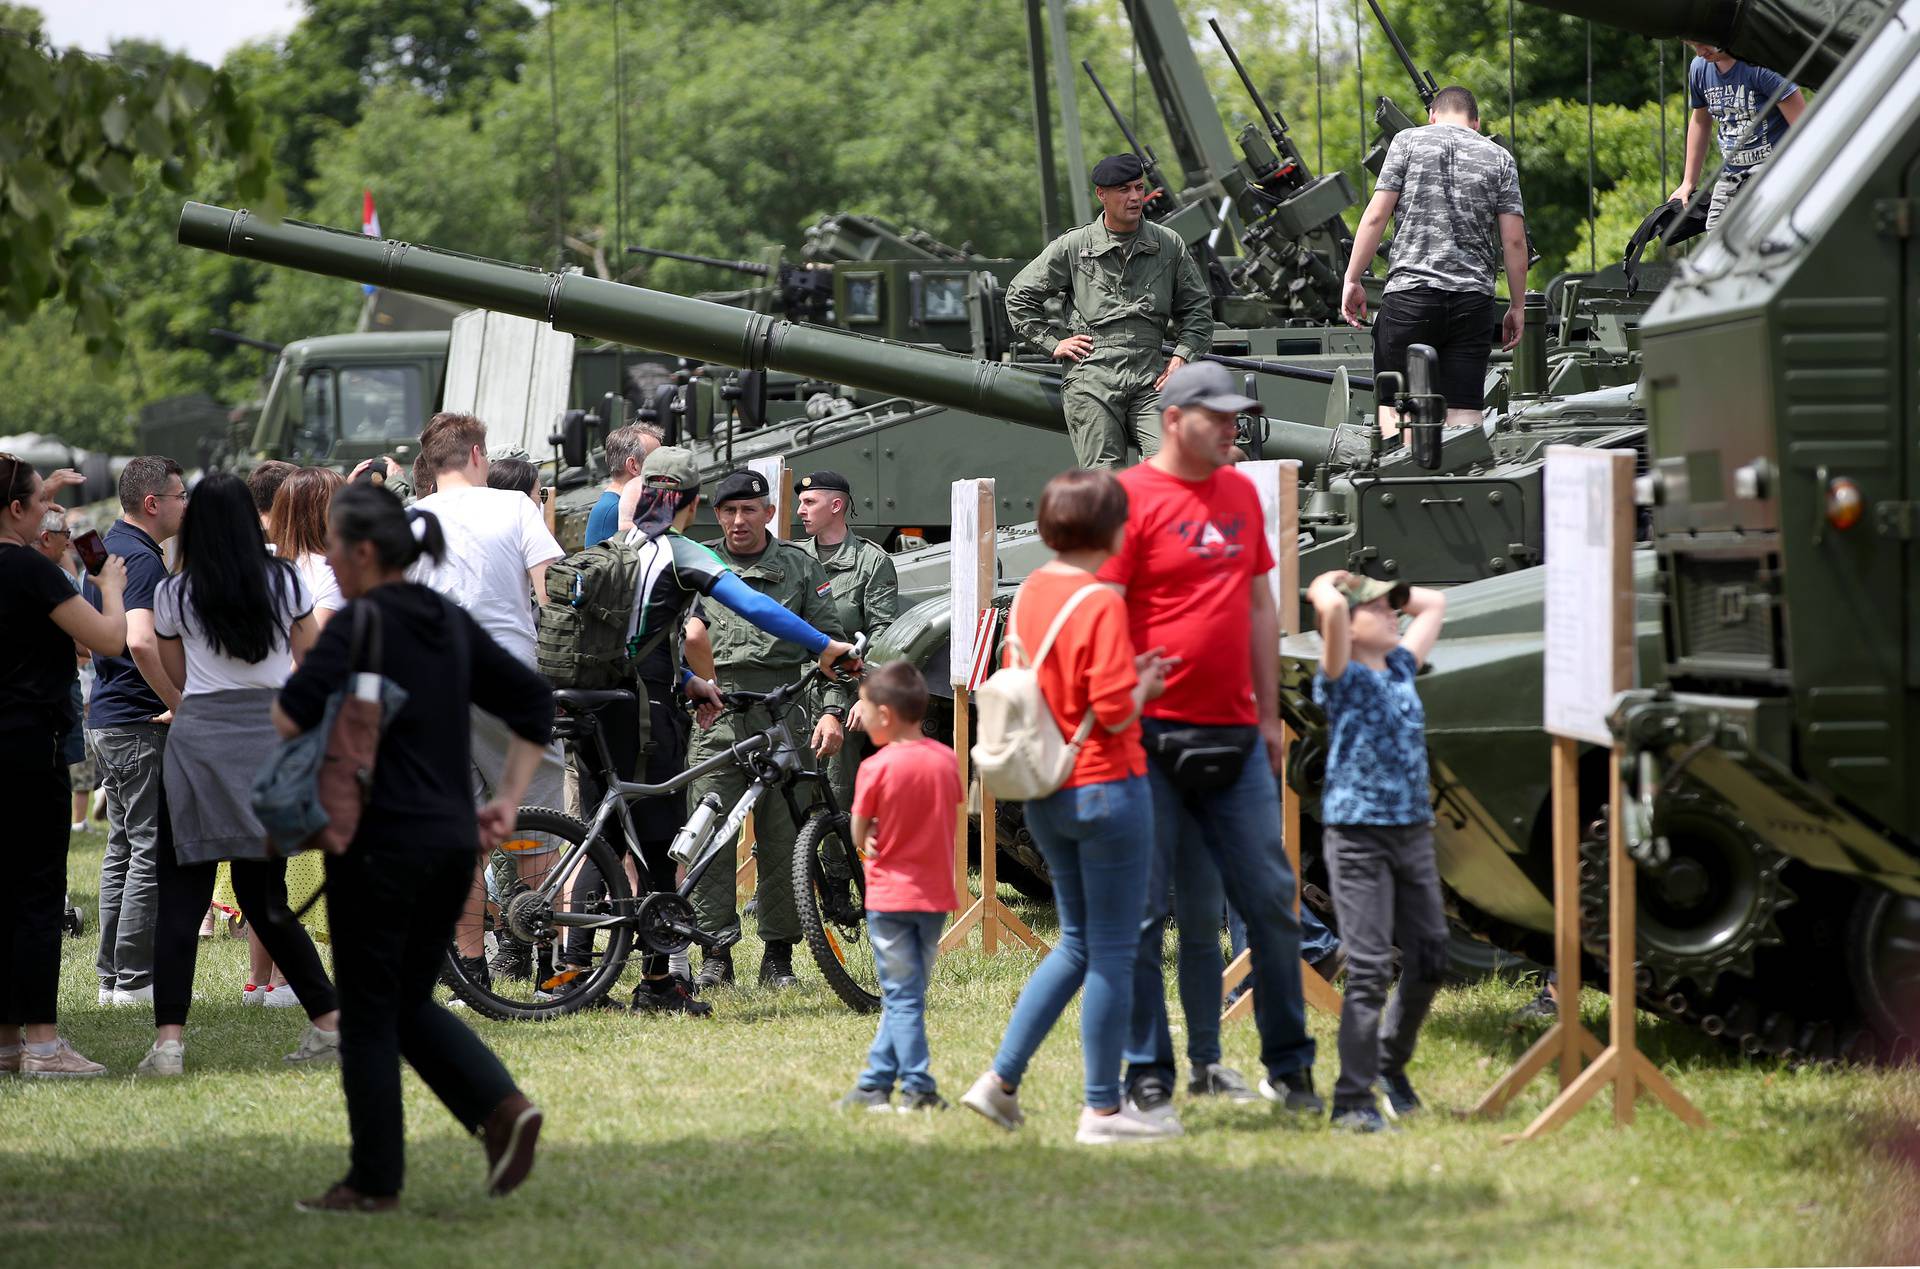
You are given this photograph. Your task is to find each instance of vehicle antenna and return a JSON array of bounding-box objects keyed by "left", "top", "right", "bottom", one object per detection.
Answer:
[
  {"left": 1586, "top": 20, "right": 1596, "bottom": 272},
  {"left": 1352, "top": 0, "right": 1367, "bottom": 200},
  {"left": 1314, "top": 0, "right": 1325, "bottom": 173},
  {"left": 544, "top": 1, "right": 567, "bottom": 270}
]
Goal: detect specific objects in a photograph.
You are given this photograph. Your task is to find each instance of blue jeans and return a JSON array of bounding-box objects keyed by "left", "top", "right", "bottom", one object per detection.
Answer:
[
  {"left": 1126, "top": 722, "right": 1315, "bottom": 1085},
  {"left": 991, "top": 775, "right": 1152, "bottom": 1111},
  {"left": 1228, "top": 899, "right": 1339, "bottom": 972},
  {"left": 858, "top": 911, "right": 946, "bottom": 1094}
]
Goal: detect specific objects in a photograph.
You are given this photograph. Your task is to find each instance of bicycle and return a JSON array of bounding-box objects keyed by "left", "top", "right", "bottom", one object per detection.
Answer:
[{"left": 442, "top": 638, "right": 882, "bottom": 1019}]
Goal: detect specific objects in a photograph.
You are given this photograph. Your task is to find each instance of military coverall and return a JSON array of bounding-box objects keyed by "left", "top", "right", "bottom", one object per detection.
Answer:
[
  {"left": 797, "top": 532, "right": 899, "bottom": 813},
  {"left": 687, "top": 537, "right": 851, "bottom": 947},
  {"left": 1004, "top": 216, "right": 1214, "bottom": 470}
]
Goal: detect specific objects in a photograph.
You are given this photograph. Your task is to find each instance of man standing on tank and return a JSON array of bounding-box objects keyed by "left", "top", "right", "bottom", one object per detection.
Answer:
[
  {"left": 1671, "top": 44, "right": 1806, "bottom": 231},
  {"left": 795, "top": 470, "right": 898, "bottom": 814},
  {"left": 1340, "top": 87, "right": 1529, "bottom": 439},
  {"left": 1005, "top": 153, "right": 1214, "bottom": 470},
  {"left": 684, "top": 470, "right": 852, "bottom": 991}
]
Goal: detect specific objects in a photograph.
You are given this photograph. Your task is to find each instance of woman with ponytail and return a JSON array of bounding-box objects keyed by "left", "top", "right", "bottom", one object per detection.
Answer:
[
  {"left": 140, "top": 471, "right": 339, "bottom": 1079},
  {"left": 273, "top": 483, "right": 554, "bottom": 1212}
]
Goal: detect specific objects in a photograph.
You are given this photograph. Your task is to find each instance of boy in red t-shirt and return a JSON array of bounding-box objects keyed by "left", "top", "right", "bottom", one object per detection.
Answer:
[{"left": 836, "top": 662, "right": 962, "bottom": 1114}]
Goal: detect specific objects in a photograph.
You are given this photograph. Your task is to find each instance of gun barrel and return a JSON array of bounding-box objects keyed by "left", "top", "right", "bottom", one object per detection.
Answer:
[
  {"left": 1081, "top": 61, "right": 1157, "bottom": 181},
  {"left": 1208, "top": 18, "right": 1289, "bottom": 137},
  {"left": 626, "top": 245, "right": 775, "bottom": 278},
  {"left": 1512, "top": 0, "right": 1884, "bottom": 88},
  {"left": 183, "top": 204, "right": 1061, "bottom": 431},
  {"left": 1365, "top": 0, "right": 1436, "bottom": 105}
]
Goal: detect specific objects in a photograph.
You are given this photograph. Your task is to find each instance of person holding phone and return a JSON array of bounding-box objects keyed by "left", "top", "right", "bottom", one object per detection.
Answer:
[{"left": 0, "top": 457, "right": 130, "bottom": 1078}]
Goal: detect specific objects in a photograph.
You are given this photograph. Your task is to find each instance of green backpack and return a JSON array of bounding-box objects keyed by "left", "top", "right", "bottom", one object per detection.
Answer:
[{"left": 536, "top": 540, "right": 664, "bottom": 689}]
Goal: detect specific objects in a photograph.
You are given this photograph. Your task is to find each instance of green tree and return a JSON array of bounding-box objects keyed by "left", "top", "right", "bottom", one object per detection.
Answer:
[{"left": 0, "top": 8, "right": 279, "bottom": 356}]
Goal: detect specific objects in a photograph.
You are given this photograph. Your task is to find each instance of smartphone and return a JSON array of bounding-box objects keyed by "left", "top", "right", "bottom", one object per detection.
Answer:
[{"left": 73, "top": 528, "right": 108, "bottom": 576}]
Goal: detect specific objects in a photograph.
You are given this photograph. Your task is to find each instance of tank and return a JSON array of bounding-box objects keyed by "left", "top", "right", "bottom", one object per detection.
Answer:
[{"left": 1264, "top": 0, "right": 1915, "bottom": 1061}]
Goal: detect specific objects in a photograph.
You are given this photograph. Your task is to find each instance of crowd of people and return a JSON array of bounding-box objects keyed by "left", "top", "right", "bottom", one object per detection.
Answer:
[{"left": 17, "top": 65, "right": 1796, "bottom": 1202}]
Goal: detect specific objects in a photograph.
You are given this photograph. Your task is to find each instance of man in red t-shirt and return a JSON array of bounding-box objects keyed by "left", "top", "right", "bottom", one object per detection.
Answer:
[
  {"left": 1097, "top": 360, "right": 1322, "bottom": 1119},
  {"left": 838, "top": 662, "right": 962, "bottom": 1114}
]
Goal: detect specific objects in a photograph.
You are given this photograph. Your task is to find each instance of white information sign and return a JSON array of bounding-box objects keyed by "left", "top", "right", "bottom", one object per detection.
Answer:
[
  {"left": 949, "top": 479, "right": 995, "bottom": 686},
  {"left": 1238, "top": 459, "right": 1302, "bottom": 635},
  {"left": 747, "top": 457, "right": 788, "bottom": 540},
  {"left": 440, "top": 308, "right": 575, "bottom": 458},
  {"left": 1542, "top": 446, "right": 1636, "bottom": 746}
]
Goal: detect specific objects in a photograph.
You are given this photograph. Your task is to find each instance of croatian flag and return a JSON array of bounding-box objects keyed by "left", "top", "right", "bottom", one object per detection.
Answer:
[{"left": 361, "top": 190, "right": 380, "bottom": 294}]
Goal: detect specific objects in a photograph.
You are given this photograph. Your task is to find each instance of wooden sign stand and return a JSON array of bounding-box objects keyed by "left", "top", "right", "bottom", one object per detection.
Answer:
[
  {"left": 1472, "top": 448, "right": 1705, "bottom": 1139},
  {"left": 734, "top": 459, "right": 795, "bottom": 901},
  {"left": 1223, "top": 458, "right": 1340, "bottom": 1021},
  {"left": 939, "top": 478, "right": 1045, "bottom": 957}
]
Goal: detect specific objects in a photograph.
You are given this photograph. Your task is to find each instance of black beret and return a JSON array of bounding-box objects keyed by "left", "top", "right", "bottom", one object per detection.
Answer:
[
  {"left": 798, "top": 470, "right": 851, "bottom": 495},
  {"left": 712, "top": 469, "right": 770, "bottom": 504},
  {"left": 1091, "top": 152, "right": 1144, "bottom": 188}
]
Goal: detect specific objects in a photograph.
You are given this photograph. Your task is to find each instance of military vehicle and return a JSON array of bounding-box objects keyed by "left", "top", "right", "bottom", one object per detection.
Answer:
[{"left": 1276, "top": 0, "right": 1911, "bottom": 1060}]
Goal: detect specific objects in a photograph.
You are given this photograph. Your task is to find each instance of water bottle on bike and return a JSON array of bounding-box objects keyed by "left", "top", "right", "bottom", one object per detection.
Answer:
[{"left": 669, "top": 792, "right": 725, "bottom": 866}]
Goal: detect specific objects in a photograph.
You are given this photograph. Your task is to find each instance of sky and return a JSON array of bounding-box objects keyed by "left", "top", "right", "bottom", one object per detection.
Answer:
[{"left": 39, "top": 0, "right": 303, "bottom": 66}]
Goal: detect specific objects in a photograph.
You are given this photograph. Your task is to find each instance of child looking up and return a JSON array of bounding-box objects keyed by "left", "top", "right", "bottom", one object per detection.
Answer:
[
  {"left": 836, "top": 661, "right": 962, "bottom": 1114},
  {"left": 1307, "top": 571, "right": 1448, "bottom": 1133}
]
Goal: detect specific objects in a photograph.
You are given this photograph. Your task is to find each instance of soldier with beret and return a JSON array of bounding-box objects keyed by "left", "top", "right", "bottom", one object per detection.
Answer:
[
  {"left": 684, "top": 468, "right": 852, "bottom": 990},
  {"left": 794, "top": 470, "right": 899, "bottom": 814},
  {"left": 1004, "top": 152, "right": 1215, "bottom": 470}
]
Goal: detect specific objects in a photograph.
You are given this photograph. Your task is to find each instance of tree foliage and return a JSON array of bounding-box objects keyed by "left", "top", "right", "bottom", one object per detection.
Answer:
[{"left": 0, "top": 8, "right": 279, "bottom": 359}]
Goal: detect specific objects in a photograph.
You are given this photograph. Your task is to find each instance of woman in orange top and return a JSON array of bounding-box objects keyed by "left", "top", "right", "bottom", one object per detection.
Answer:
[{"left": 961, "top": 469, "right": 1174, "bottom": 1145}]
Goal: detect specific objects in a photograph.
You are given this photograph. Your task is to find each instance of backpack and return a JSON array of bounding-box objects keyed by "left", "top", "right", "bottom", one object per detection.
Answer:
[
  {"left": 971, "top": 581, "right": 1103, "bottom": 801},
  {"left": 536, "top": 539, "right": 657, "bottom": 689}
]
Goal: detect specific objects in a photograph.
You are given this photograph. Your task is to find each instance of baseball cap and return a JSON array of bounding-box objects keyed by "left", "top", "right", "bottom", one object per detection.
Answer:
[
  {"left": 1337, "top": 575, "right": 1410, "bottom": 609},
  {"left": 641, "top": 445, "right": 701, "bottom": 493},
  {"left": 1160, "top": 360, "right": 1264, "bottom": 414},
  {"left": 486, "top": 445, "right": 532, "bottom": 463}
]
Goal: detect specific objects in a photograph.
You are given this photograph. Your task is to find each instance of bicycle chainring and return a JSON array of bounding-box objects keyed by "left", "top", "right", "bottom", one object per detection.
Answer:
[{"left": 636, "top": 891, "right": 697, "bottom": 955}]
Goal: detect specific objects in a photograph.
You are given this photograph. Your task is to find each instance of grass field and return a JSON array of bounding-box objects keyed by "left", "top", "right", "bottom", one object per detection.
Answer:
[{"left": 6, "top": 829, "right": 1920, "bottom": 1267}]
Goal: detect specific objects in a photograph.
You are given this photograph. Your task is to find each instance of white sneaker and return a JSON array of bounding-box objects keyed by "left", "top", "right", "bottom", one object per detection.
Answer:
[
  {"left": 241, "top": 983, "right": 265, "bottom": 1006},
  {"left": 262, "top": 983, "right": 301, "bottom": 1009},
  {"left": 285, "top": 1024, "right": 340, "bottom": 1065},
  {"left": 111, "top": 985, "right": 155, "bottom": 1005},
  {"left": 1076, "top": 1103, "right": 1182, "bottom": 1145},
  {"left": 97, "top": 986, "right": 113, "bottom": 1006},
  {"left": 961, "top": 1070, "right": 1025, "bottom": 1131},
  {"left": 136, "top": 1040, "right": 185, "bottom": 1078},
  {"left": 70, "top": 821, "right": 87, "bottom": 833}
]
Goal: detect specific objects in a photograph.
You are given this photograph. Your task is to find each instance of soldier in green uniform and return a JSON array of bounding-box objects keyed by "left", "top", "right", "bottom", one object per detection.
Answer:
[
  {"left": 1004, "top": 152, "right": 1215, "bottom": 470},
  {"left": 794, "top": 469, "right": 899, "bottom": 813},
  {"left": 686, "top": 469, "right": 852, "bottom": 990}
]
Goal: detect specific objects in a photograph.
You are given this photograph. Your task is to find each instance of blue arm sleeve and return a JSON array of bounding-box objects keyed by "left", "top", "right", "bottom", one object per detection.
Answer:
[{"left": 710, "top": 571, "right": 832, "bottom": 655}]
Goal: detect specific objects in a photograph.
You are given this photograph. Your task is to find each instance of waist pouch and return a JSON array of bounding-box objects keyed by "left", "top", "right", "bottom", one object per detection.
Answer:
[{"left": 1146, "top": 724, "right": 1257, "bottom": 794}]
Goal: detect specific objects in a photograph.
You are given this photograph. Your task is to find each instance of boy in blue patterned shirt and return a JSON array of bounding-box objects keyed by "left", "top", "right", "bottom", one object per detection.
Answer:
[{"left": 1308, "top": 570, "right": 1448, "bottom": 1133}]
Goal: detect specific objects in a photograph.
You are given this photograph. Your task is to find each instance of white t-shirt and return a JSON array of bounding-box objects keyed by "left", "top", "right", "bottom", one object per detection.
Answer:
[
  {"left": 153, "top": 567, "right": 313, "bottom": 696},
  {"left": 295, "top": 551, "right": 344, "bottom": 613},
  {"left": 409, "top": 484, "right": 563, "bottom": 667}
]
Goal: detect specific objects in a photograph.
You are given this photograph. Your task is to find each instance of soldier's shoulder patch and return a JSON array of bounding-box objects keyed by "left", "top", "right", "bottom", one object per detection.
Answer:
[{"left": 815, "top": 579, "right": 834, "bottom": 597}]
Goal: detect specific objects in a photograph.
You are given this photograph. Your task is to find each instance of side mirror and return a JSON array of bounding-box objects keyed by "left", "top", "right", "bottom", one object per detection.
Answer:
[{"left": 1403, "top": 344, "right": 1446, "bottom": 471}]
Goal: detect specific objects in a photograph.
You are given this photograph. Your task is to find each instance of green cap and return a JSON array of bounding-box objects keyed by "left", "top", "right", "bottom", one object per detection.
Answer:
[
  {"left": 641, "top": 445, "right": 701, "bottom": 493},
  {"left": 486, "top": 444, "right": 532, "bottom": 463},
  {"left": 1337, "top": 575, "right": 1410, "bottom": 609}
]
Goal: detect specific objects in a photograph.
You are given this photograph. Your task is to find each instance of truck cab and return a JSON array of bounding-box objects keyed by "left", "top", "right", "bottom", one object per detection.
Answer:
[{"left": 253, "top": 331, "right": 449, "bottom": 467}]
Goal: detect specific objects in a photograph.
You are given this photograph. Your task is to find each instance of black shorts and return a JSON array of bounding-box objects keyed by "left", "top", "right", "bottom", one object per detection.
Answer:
[{"left": 1372, "top": 286, "right": 1497, "bottom": 410}]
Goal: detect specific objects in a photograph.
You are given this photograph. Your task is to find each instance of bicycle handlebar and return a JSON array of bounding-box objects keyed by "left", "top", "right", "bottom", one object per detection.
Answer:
[{"left": 718, "top": 632, "right": 869, "bottom": 715}]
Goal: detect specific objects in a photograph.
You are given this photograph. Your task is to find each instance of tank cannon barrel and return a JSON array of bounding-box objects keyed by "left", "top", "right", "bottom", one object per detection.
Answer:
[
  {"left": 1513, "top": 0, "right": 1885, "bottom": 87},
  {"left": 180, "top": 203, "right": 1063, "bottom": 431},
  {"left": 626, "top": 244, "right": 776, "bottom": 278}
]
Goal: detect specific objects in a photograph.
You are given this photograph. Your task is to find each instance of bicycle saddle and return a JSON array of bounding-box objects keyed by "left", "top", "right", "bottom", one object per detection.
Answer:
[{"left": 553, "top": 688, "right": 637, "bottom": 711}]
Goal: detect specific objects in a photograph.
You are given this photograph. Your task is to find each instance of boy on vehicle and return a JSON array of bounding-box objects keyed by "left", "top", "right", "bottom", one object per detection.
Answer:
[
  {"left": 835, "top": 661, "right": 962, "bottom": 1114},
  {"left": 1307, "top": 570, "right": 1448, "bottom": 1133}
]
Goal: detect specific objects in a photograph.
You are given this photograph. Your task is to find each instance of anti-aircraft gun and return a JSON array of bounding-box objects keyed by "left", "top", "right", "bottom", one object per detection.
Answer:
[{"left": 1276, "top": 0, "right": 1904, "bottom": 1061}]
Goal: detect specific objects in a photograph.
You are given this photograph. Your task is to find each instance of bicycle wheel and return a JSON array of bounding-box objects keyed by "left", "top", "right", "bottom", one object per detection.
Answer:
[
  {"left": 793, "top": 808, "right": 880, "bottom": 1013},
  {"left": 442, "top": 806, "right": 634, "bottom": 1021}
]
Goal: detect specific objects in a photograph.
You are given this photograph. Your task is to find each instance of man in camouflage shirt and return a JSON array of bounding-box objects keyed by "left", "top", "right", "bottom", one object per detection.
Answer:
[
  {"left": 684, "top": 469, "right": 851, "bottom": 990},
  {"left": 1340, "top": 87, "right": 1529, "bottom": 437},
  {"left": 1005, "top": 152, "right": 1214, "bottom": 470}
]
